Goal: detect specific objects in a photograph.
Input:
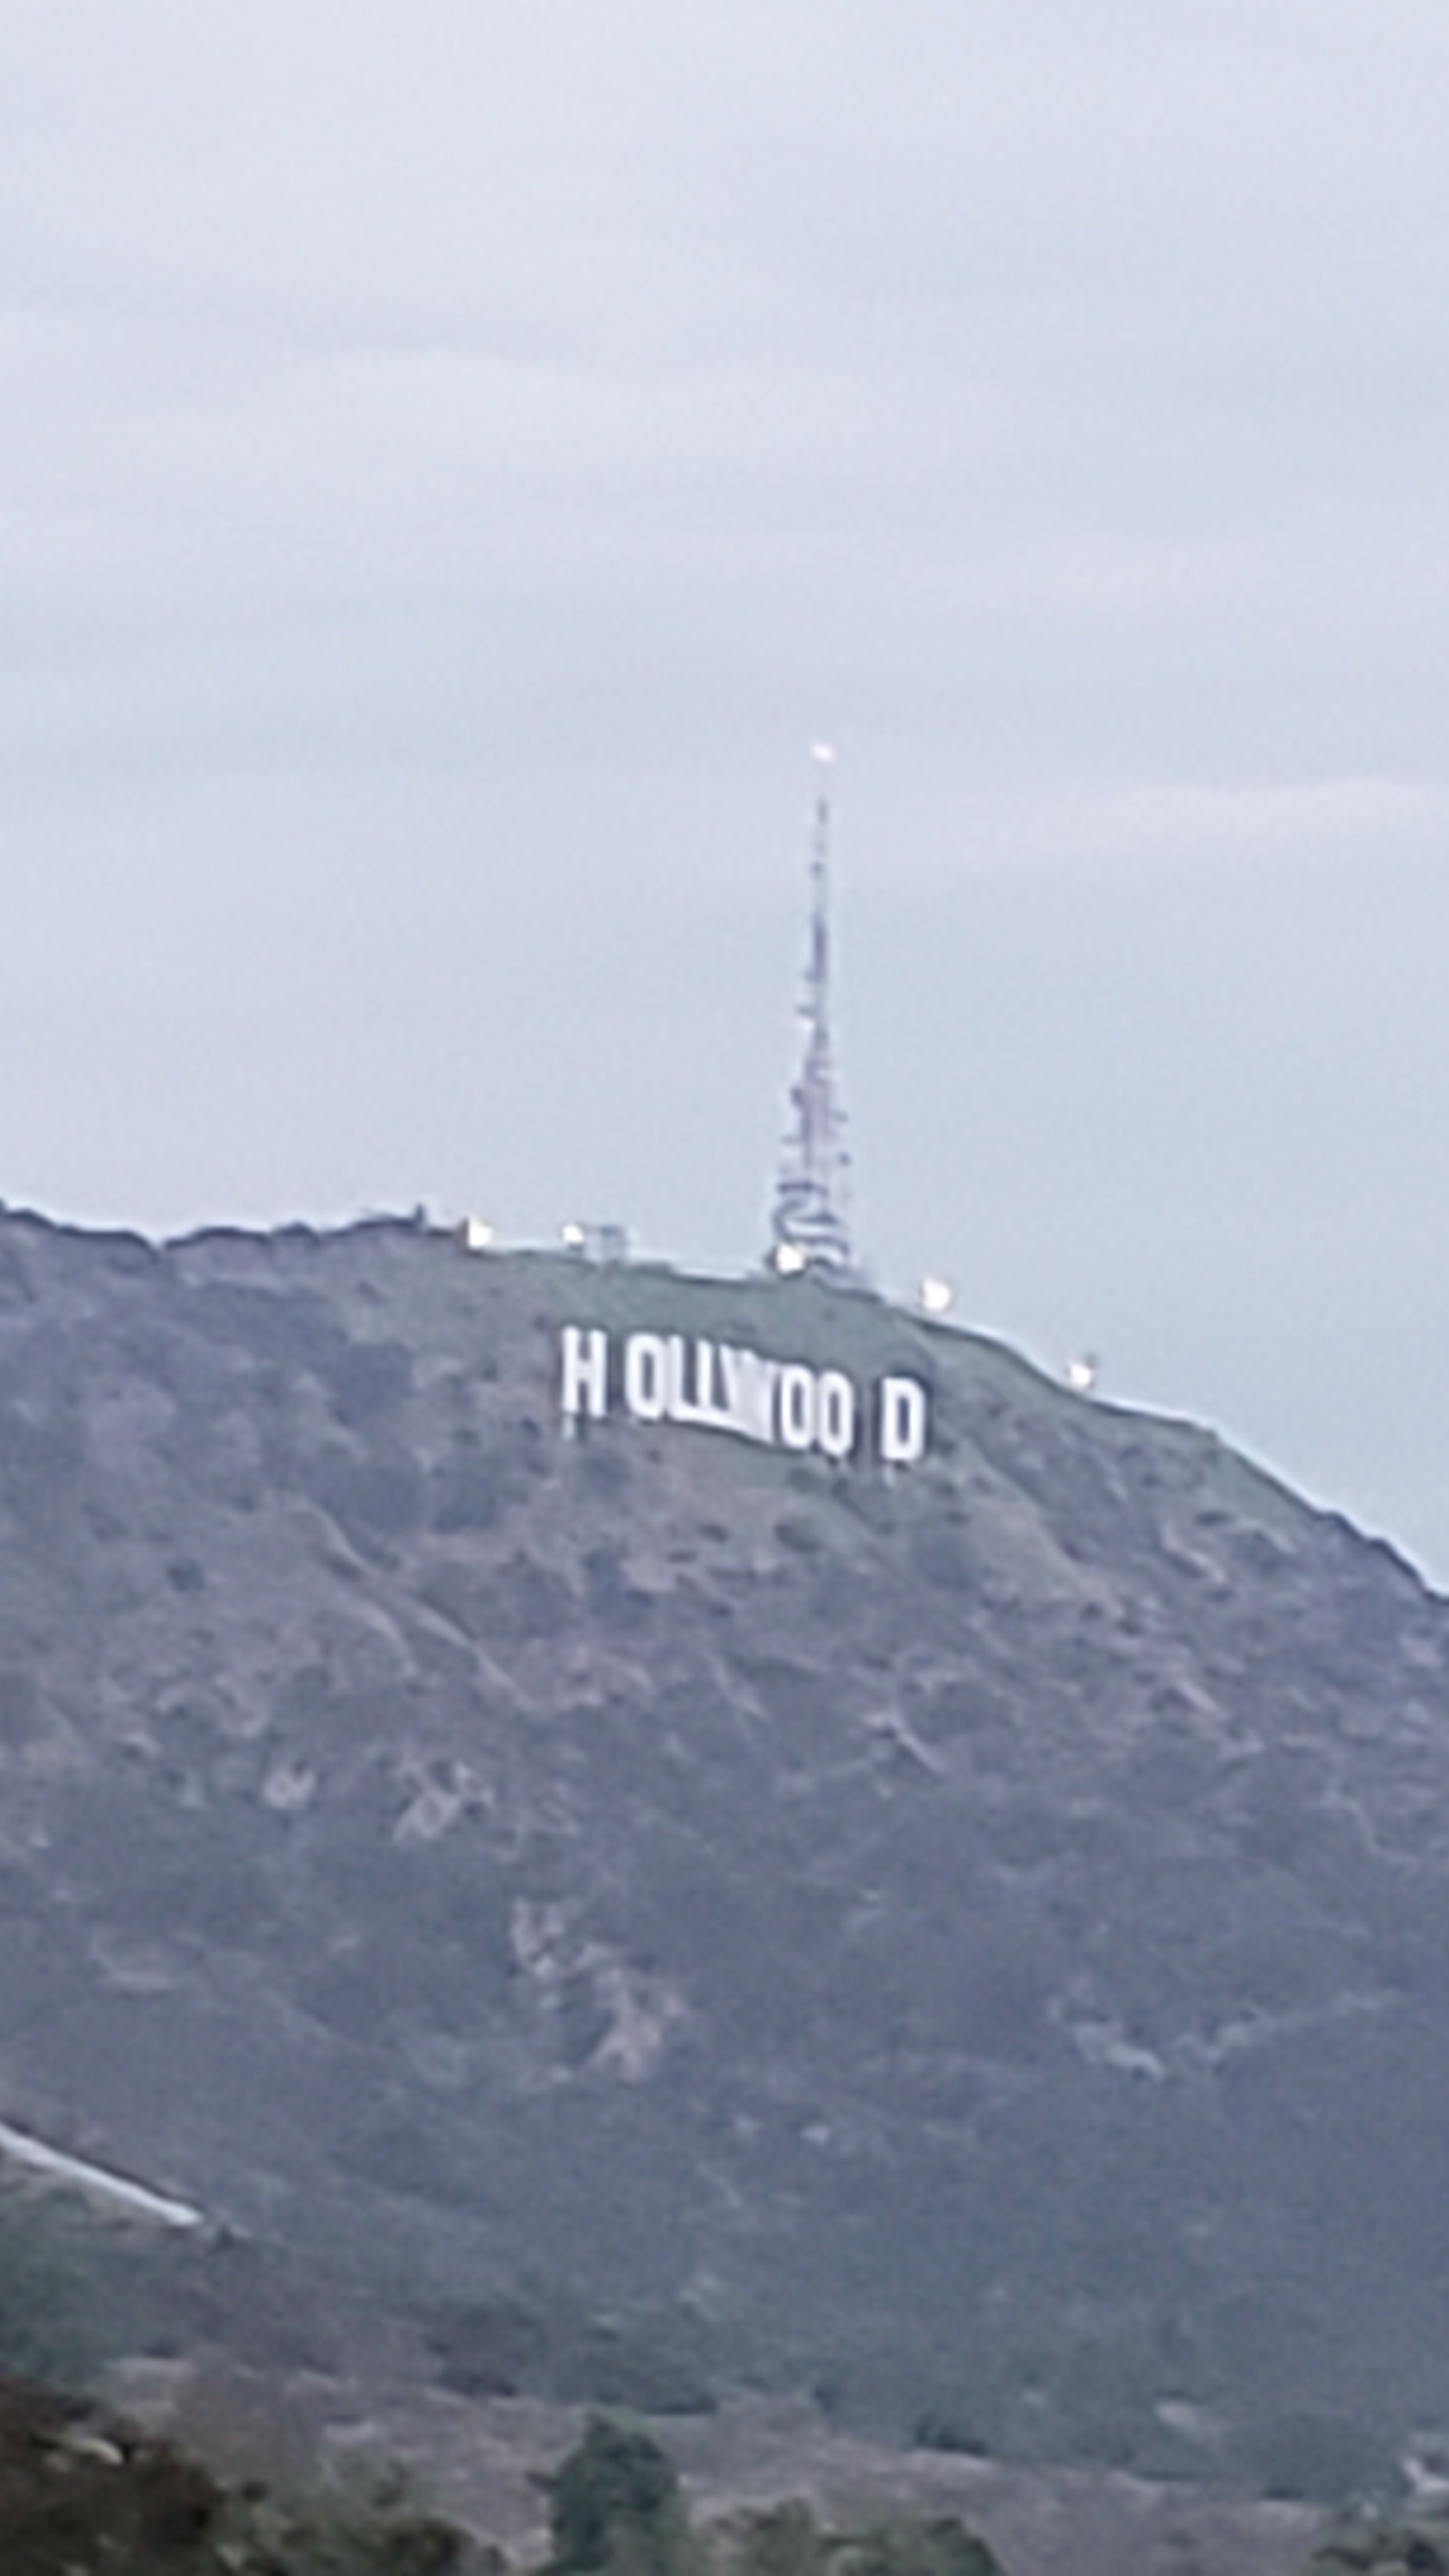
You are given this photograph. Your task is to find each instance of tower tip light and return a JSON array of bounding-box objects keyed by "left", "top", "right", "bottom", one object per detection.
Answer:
[{"left": 918, "top": 1275, "right": 955, "bottom": 1318}]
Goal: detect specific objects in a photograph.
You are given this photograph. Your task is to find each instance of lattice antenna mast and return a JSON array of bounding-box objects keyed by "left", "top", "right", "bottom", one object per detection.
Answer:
[{"left": 768, "top": 745, "right": 854, "bottom": 1275}]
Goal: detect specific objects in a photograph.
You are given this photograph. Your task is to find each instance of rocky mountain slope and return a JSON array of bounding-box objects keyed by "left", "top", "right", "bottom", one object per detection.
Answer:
[{"left": 1, "top": 1207, "right": 1447, "bottom": 2488}]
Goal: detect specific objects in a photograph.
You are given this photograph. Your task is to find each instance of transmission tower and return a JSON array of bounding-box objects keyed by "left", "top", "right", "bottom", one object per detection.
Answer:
[{"left": 767, "top": 745, "right": 855, "bottom": 1278}]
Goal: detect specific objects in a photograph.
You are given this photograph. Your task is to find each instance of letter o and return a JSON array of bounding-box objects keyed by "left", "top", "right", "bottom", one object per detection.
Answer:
[
  {"left": 624, "top": 1333, "right": 668, "bottom": 1422},
  {"left": 777, "top": 1363, "right": 817, "bottom": 1452},
  {"left": 815, "top": 1370, "right": 856, "bottom": 1461}
]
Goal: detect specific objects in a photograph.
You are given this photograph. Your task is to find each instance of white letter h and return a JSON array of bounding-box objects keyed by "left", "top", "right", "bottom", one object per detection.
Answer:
[{"left": 560, "top": 1326, "right": 609, "bottom": 1421}]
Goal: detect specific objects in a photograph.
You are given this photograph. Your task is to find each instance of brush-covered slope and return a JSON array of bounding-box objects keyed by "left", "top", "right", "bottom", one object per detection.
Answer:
[{"left": 0, "top": 1209, "right": 1447, "bottom": 2480}]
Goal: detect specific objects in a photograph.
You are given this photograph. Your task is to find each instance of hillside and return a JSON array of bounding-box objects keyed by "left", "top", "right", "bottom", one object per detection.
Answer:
[{"left": 0, "top": 1207, "right": 1447, "bottom": 2491}]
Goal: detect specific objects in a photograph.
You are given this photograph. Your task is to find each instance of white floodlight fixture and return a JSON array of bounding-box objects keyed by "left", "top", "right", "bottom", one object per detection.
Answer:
[
  {"left": 1065, "top": 1354, "right": 1100, "bottom": 1395},
  {"left": 461, "top": 1216, "right": 496, "bottom": 1253},
  {"left": 918, "top": 1275, "right": 955, "bottom": 1318},
  {"left": 560, "top": 1221, "right": 587, "bottom": 1252},
  {"left": 773, "top": 1240, "right": 807, "bottom": 1276}
]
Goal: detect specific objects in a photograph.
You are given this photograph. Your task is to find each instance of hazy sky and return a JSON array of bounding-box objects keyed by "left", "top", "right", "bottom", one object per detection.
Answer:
[{"left": 5, "top": 2, "right": 1449, "bottom": 1577}]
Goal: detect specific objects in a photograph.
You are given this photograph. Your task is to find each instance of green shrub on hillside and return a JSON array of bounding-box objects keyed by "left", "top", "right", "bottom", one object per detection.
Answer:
[
  {"left": 544, "top": 2417, "right": 697, "bottom": 2576},
  {"left": 721, "top": 2502, "right": 826, "bottom": 2576},
  {"left": 827, "top": 2518, "right": 1002, "bottom": 2576},
  {"left": 223, "top": 2477, "right": 469, "bottom": 2576},
  {"left": 1304, "top": 2503, "right": 1449, "bottom": 2574},
  {"left": 0, "top": 2375, "right": 474, "bottom": 2576},
  {"left": 545, "top": 2428, "right": 1006, "bottom": 2576}
]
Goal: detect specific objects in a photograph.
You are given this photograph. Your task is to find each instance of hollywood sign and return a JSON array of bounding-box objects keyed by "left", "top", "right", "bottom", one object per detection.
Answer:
[{"left": 560, "top": 1326, "right": 929, "bottom": 1467}]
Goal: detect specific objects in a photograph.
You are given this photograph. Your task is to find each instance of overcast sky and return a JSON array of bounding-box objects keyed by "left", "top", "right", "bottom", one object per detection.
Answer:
[{"left": 5, "top": 2, "right": 1449, "bottom": 1576}]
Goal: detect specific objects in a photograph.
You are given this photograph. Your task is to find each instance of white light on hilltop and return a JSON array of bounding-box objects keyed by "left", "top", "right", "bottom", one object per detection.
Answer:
[
  {"left": 918, "top": 1275, "right": 955, "bottom": 1318},
  {"left": 773, "top": 1242, "right": 807, "bottom": 1276},
  {"left": 461, "top": 1216, "right": 496, "bottom": 1252},
  {"left": 1065, "top": 1354, "right": 1100, "bottom": 1395},
  {"left": 560, "top": 1222, "right": 587, "bottom": 1251}
]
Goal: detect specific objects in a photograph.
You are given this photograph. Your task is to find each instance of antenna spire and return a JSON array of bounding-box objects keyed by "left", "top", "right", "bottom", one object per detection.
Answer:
[{"left": 768, "top": 745, "right": 855, "bottom": 1278}]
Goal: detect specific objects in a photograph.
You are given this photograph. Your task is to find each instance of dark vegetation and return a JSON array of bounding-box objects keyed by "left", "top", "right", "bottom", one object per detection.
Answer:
[
  {"left": 0, "top": 2339, "right": 1429, "bottom": 2576},
  {"left": 0, "top": 2383, "right": 1010, "bottom": 2576},
  {"left": 0, "top": 2374, "right": 468, "bottom": 2575},
  {"left": 1306, "top": 2510, "right": 1449, "bottom": 2575},
  {"left": 0, "top": 2181, "right": 1425, "bottom": 2574},
  {"left": 541, "top": 2418, "right": 1006, "bottom": 2576},
  {"left": 7, "top": 1216, "right": 1449, "bottom": 2506}
]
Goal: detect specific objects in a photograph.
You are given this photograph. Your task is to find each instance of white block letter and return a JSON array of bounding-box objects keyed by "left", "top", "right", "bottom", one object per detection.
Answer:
[
  {"left": 718, "top": 1345, "right": 779, "bottom": 1443},
  {"left": 778, "top": 1364, "right": 817, "bottom": 1453},
  {"left": 816, "top": 1370, "right": 857, "bottom": 1461},
  {"left": 560, "top": 1326, "right": 609, "bottom": 1421},
  {"left": 624, "top": 1333, "right": 668, "bottom": 1422},
  {"left": 879, "top": 1374, "right": 929, "bottom": 1467}
]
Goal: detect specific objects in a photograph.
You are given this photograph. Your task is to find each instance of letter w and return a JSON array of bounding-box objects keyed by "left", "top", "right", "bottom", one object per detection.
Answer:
[{"left": 718, "top": 1344, "right": 778, "bottom": 1445}]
